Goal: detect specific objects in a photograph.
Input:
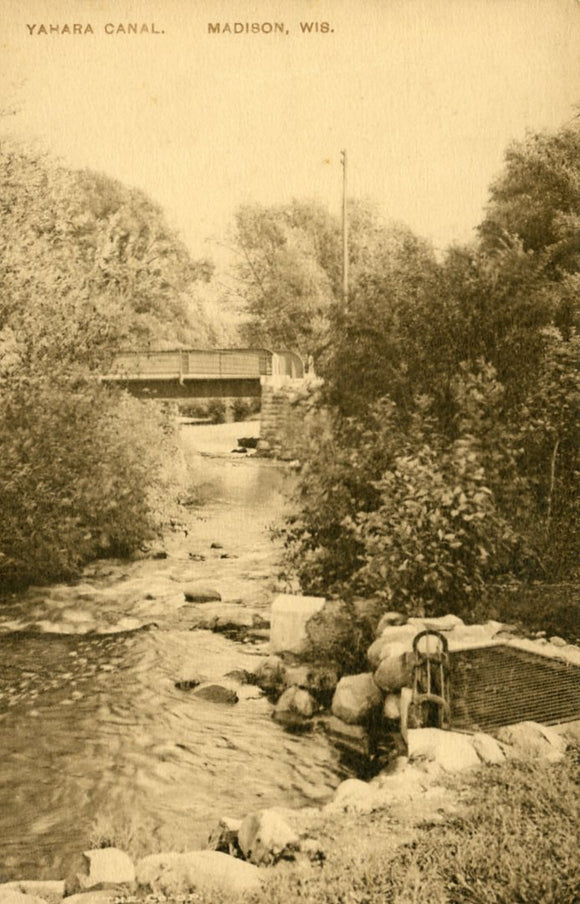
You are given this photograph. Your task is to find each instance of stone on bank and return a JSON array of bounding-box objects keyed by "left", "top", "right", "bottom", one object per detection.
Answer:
[
  {"left": 135, "top": 850, "right": 263, "bottom": 896},
  {"left": 238, "top": 809, "right": 300, "bottom": 865},
  {"left": 331, "top": 673, "right": 382, "bottom": 725},
  {"left": 64, "top": 848, "right": 135, "bottom": 895},
  {"left": 274, "top": 686, "right": 317, "bottom": 725}
]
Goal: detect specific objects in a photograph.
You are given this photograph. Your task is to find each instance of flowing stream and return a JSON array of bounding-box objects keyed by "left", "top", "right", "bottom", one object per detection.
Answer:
[{"left": 0, "top": 422, "right": 343, "bottom": 881}]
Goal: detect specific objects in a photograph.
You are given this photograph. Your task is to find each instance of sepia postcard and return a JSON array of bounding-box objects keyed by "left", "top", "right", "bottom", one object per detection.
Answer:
[{"left": 0, "top": 0, "right": 578, "bottom": 895}]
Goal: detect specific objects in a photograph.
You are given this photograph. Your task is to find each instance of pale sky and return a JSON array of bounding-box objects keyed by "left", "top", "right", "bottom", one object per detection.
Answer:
[{"left": 1, "top": 0, "right": 579, "bottom": 263}]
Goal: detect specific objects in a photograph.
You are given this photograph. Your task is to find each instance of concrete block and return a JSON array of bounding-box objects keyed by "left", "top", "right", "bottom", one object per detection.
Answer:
[{"left": 270, "top": 594, "right": 326, "bottom": 655}]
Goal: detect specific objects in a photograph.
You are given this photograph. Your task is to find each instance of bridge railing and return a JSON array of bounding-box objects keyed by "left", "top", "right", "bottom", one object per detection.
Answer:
[{"left": 104, "top": 349, "right": 275, "bottom": 380}]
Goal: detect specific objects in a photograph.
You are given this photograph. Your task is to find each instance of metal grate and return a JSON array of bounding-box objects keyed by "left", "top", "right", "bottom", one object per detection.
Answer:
[{"left": 449, "top": 644, "right": 580, "bottom": 731}]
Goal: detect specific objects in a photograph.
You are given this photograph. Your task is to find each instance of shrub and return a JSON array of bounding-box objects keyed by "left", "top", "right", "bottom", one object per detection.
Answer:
[
  {"left": 350, "top": 436, "right": 521, "bottom": 618},
  {"left": 207, "top": 398, "right": 227, "bottom": 424},
  {"left": 0, "top": 375, "right": 181, "bottom": 589},
  {"left": 232, "top": 397, "right": 259, "bottom": 421}
]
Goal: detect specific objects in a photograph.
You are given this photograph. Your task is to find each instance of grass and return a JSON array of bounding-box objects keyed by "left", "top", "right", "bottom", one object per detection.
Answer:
[
  {"left": 253, "top": 750, "right": 579, "bottom": 904},
  {"left": 106, "top": 749, "right": 579, "bottom": 904}
]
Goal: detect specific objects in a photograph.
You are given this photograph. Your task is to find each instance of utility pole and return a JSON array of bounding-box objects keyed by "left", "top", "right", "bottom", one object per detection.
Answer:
[{"left": 341, "top": 149, "right": 348, "bottom": 308}]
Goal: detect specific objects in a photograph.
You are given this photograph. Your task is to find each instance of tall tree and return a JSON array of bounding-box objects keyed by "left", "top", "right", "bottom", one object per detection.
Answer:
[
  {"left": 0, "top": 141, "right": 217, "bottom": 373},
  {"left": 478, "top": 123, "right": 580, "bottom": 275}
]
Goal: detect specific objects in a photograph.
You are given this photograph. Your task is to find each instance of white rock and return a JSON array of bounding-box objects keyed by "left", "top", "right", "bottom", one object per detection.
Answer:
[
  {"left": 367, "top": 625, "right": 418, "bottom": 668},
  {"left": 558, "top": 644, "right": 580, "bottom": 666},
  {"left": 136, "top": 850, "right": 263, "bottom": 896},
  {"left": 496, "top": 721, "right": 567, "bottom": 762},
  {"left": 331, "top": 673, "right": 382, "bottom": 724},
  {"left": 62, "top": 893, "right": 118, "bottom": 904},
  {"left": 471, "top": 732, "right": 506, "bottom": 764},
  {"left": 324, "top": 778, "right": 377, "bottom": 813},
  {"left": 407, "top": 728, "right": 481, "bottom": 772},
  {"left": 274, "top": 686, "right": 316, "bottom": 722},
  {"left": 447, "top": 624, "right": 498, "bottom": 651},
  {"left": 0, "top": 883, "right": 63, "bottom": 901},
  {"left": 407, "top": 614, "right": 464, "bottom": 631},
  {"left": 383, "top": 693, "right": 402, "bottom": 720},
  {"left": 270, "top": 594, "right": 326, "bottom": 655},
  {"left": 238, "top": 809, "right": 300, "bottom": 865},
  {"left": 0, "top": 892, "right": 48, "bottom": 904},
  {"left": 65, "top": 848, "right": 135, "bottom": 894},
  {"left": 371, "top": 763, "right": 437, "bottom": 801}
]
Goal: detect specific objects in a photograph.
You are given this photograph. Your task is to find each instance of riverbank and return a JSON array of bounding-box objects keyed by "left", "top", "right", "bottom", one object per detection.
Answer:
[
  {"left": 1, "top": 727, "right": 577, "bottom": 904},
  {"left": 246, "top": 745, "right": 580, "bottom": 904}
]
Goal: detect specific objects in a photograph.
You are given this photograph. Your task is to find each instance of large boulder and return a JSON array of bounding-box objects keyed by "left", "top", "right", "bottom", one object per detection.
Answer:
[
  {"left": 269, "top": 594, "right": 326, "bottom": 655},
  {"left": 273, "top": 686, "right": 317, "bottom": 726},
  {"left": 323, "top": 778, "right": 377, "bottom": 814},
  {"left": 254, "top": 655, "right": 286, "bottom": 693},
  {"left": 331, "top": 673, "right": 382, "bottom": 725},
  {"left": 407, "top": 728, "right": 481, "bottom": 772},
  {"left": 238, "top": 809, "right": 300, "bottom": 865},
  {"left": 373, "top": 644, "right": 413, "bottom": 692},
  {"left": 0, "top": 892, "right": 49, "bottom": 904},
  {"left": 496, "top": 721, "right": 567, "bottom": 762},
  {"left": 471, "top": 732, "right": 506, "bottom": 765},
  {"left": 64, "top": 848, "right": 135, "bottom": 895},
  {"left": 136, "top": 850, "right": 263, "bottom": 896},
  {"left": 367, "top": 625, "right": 418, "bottom": 669}
]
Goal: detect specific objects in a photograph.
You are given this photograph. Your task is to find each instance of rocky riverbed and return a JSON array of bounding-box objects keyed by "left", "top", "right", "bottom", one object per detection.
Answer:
[{"left": 0, "top": 422, "right": 343, "bottom": 881}]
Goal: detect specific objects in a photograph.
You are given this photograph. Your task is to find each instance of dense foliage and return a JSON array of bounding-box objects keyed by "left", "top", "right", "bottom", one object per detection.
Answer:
[
  {"left": 0, "top": 377, "right": 181, "bottom": 586},
  {"left": 0, "top": 141, "right": 215, "bottom": 589},
  {"left": 226, "top": 199, "right": 430, "bottom": 363},
  {"left": 279, "top": 122, "right": 579, "bottom": 625},
  {"left": 0, "top": 141, "right": 216, "bottom": 369}
]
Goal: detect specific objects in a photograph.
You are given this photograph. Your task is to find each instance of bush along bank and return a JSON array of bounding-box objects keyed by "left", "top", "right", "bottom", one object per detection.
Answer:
[{"left": 2, "top": 595, "right": 579, "bottom": 904}]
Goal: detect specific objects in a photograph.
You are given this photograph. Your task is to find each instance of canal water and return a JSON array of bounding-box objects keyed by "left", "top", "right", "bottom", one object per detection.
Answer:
[{"left": 0, "top": 423, "right": 343, "bottom": 880}]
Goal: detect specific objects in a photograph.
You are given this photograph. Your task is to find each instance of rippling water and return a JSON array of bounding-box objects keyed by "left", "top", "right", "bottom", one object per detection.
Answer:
[{"left": 0, "top": 423, "right": 343, "bottom": 880}]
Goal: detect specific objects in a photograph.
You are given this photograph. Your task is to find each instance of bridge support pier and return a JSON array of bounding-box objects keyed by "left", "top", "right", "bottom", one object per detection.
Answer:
[{"left": 257, "top": 376, "right": 321, "bottom": 459}]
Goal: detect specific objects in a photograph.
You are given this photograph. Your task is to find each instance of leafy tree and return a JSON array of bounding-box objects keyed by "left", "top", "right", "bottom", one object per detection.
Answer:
[
  {"left": 227, "top": 198, "right": 425, "bottom": 363},
  {"left": 0, "top": 141, "right": 217, "bottom": 373},
  {"left": 280, "top": 119, "right": 579, "bottom": 631},
  {"left": 321, "top": 224, "right": 439, "bottom": 417},
  {"left": 478, "top": 123, "right": 580, "bottom": 274},
  {"left": 228, "top": 200, "right": 338, "bottom": 360},
  {"left": 0, "top": 142, "right": 215, "bottom": 589}
]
